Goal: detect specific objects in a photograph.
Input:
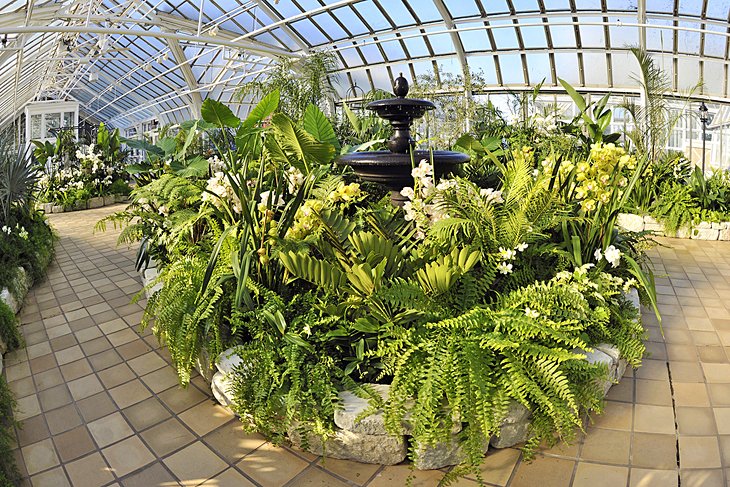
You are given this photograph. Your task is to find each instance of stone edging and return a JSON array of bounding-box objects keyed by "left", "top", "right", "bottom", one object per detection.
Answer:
[
  {"left": 0, "top": 266, "right": 35, "bottom": 376},
  {"left": 37, "top": 194, "right": 129, "bottom": 214},
  {"left": 618, "top": 213, "right": 730, "bottom": 241},
  {"left": 206, "top": 288, "right": 640, "bottom": 470}
]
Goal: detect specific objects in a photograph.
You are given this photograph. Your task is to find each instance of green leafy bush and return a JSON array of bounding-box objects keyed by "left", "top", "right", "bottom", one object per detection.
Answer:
[{"left": 0, "top": 377, "right": 19, "bottom": 487}]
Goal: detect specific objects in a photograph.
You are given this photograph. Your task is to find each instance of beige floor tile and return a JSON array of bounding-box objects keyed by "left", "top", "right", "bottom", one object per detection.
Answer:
[
  {"left": 712, "top": 408, "right": 730, "bottom": 434},
  {"left": 127, "top": 351, "right": 167, "bottom": 376},
  {"left": 199, "top": 468, "right": 256, "bottom": 487},
  {"left": 117, "top": 462, "right": 178, "bottom": 487},
  {"left": 629, "top": 468, "right": 678, "bottom": 487},
  {"left": 633, "top": 404, "right": 676, "bottom": 434},
  {"left": 109, "top": 379, "right": 151, "bottom": 409},
  {"left": 140, "top": 367, "right": 180, "bottom": 393},
  {"left": 509, "top": 455, "right": 575, "bottom": 487},
  {"left": 21, "top": 438, "right": 60, "bottom": 475},
  {"left": 164, "top": 442, "right": 229, "bottom": 486},
  {"left": 178, "top": 401, "right": 234, "bottom": 436},
  {"left": 15, "top": 415, "right": 50, "bottom": 447},
  {"left": 635, "top": 379, "right": 672, "bottom": 406},
  {"left": 473, "top": 447, "right": 521, "bottom": 485},
  {"left": 702, "top": 363, "right": 730, "bottom": 383},
  {"left": 572, "top": 463, "right": 628, "bottom": 487},
  {"left": 673, "top": 382, "right": 710, "bottom": 407},
  {"left": 287, "top": 466, "right": 350, "bottom": 486},
  {"left": 15, "top": 394, "right": 42, "bottom": 421},
  {"left": 237, "top": 443, "right": 310, "bottom": 487},
  {"left": 30, "top": 466, "right": 70, "bottom": 487},
  {"left": 678, "top": 436, "right": 722, "bottom": 468},
  {"left": 97, "top": 363, "right": 136, "bottom": 389},
  {"left": 122, "top": 397, "right": 171, "bottom": 431},
  {"left": 76, "top": 392, "right": 118, "bottom": 422},
  {"left": 67, "top": 374, "right": 104, "bottom": 400},
  {"left": 45, "top": 404, "right": 83, "bottom": 434},
  {"left": 590, "top": 401, "right": 633, "bottom": 431},
  {"left": 366, "top": 464, "right": 444, "bottom": 487},
  {"left": 140, "top": 418, "right": 196, "bottom": 457},
  {"left": 65, "top": 452, "right": 116, "bottom": 487},
  {"left": 676, "top": 406, "right": 717, "bottom": 435},
  {"left": 53, "top": 426, "right": 96, "bottom": 463},
  {"left": 88, "top": 412, "right": 134, "bottom": 448},
  {"left": 102, "top": 436, "right": 155, "bottom": 477},
  {"left": 580, "top": 427, "right": 630, "bottom": 465},
  {"left": 203, "top": 421, "right": 267, "bottom": 463},
  {"left": 679, "top": 469, "right": 724, "bottom": 487},
  {"left": 631, "top": 433, "right": 678, "bottom": 469}
]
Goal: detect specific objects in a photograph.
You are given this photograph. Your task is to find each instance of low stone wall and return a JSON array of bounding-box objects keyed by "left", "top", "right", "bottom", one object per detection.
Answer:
[
  {"left": 0, "top": 266, "right": 36, "bottom": 376},
  {"left": 618, "top": 213, "right": 730, "bottom": 241},
  {"left": 208, "top": 287, "right": 639, "bottom": 470},
  {"left": 38, "top": 194, "right": 128, "bottom": 214}
]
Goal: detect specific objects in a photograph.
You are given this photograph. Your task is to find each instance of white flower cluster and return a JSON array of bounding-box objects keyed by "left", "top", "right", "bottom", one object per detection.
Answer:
[
  {"left": 259, "top": 190, "right": 285, "bottom": 211},
  {"left": 208, "top": 155, "right": 226, "bottom": 172},
  {"left": 400, "top": 161, "right": 449, "bottom": 238},
  {"left": 530, "top": 112, "right": 558, "bottom": 135},
  {"left": 1, "top": 223, "right": 28, "bottom": 239},
  {"left": 285, "top": 167, "right": 305, "bottom": 194},
  {"left": 202, "top": 172, "right": 242, "bottom": 214},
  {"left": 594, "top": 245, "right": 622, "bottom": 268},
  {"left": 497, "top": 242, "right": 528, "bottom": 275},
  {"left": 524, "top": 307, "right": 540, "bottom": 319},
  {"left": 76, "top": 144, "right": 102, "bottom": 167}
]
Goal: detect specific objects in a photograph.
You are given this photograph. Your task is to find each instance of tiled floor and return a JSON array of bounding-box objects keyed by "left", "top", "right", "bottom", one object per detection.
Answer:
[{"left": 5, "top": 206, "right": 730, "bottom": 486}]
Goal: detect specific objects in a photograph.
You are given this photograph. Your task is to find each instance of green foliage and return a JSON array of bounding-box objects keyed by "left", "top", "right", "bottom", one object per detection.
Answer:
[
  {"left": 0, "top": 209, "right": 55, "bottom": 294},
  {"left": 651, "top": 182, "right": 702, "bottom": 233},
  {"left": 0, "top": 136, "right": 37, "bottom": 225},
  {"left": 0, "top": 301, "right": 22, "bottom": 352},
  {"left": 0, "top": 376, "right": 19, "bottom": 486}
]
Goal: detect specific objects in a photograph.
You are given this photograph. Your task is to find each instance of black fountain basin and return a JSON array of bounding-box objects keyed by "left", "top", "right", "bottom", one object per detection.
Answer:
[{"left": 338, "top": 150, "right": 470, "bottom": 205}]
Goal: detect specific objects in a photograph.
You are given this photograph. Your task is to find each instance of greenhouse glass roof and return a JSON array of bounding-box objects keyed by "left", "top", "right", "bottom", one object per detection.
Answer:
[{"left": 0, "top": 0, "right": 728, "bottom": 129}]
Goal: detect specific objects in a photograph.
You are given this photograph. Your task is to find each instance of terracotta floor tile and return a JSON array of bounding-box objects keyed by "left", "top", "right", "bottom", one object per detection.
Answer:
[
  {"left": 140, "top": 418, "right": 196, "bottom": 457},
  {"left": 635, "top": 379, "right": 672, "bottom": 406},
  {"left": 65, "top": 452, "right": 116, "bottom": 487},
  {"left": 163, "top": 442, "right": 228, "bottom": 486},
  {"left": 508, "top": 455, "right": 575, "bottom": 487},
  {"left": 237, "top": 443, "right": 310, "bottom": 487},
  {"left": 178, "top": 401, "right": 234, "bottom": 436},
  {"left": 88, "top": 412, "right": 134, "bottom": 448},
  {"left": 678, "top": 436, "right": 722, "bottom": 468},
  {"left": 140, "top": 367, "right": 180, "bottom": 393},
  {"left": 53, "top": 425, "right": 96, "bottom": 463},
  {"left": 127, "top": 351, "right": 167, "bottom": 376},
  {"left": 102, "top": 436, "right": 155, "bottom": 477},
  {"left": 21, "top": 438, "right": 59, "bottom": 475},
  {"left": 629, "top": 468, "right": 678, "bottom": 487},
  {"left": 590, "top": 401, "right": 633, "bottom": 431}
]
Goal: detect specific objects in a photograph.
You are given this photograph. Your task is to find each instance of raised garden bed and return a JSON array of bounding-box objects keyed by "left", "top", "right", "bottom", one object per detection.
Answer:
[
  {"left": 618, "top": 213, "right": 730, "bottom": 241},
  {"left": 37, "top": 194, "right": 128, "bottom": 214}
]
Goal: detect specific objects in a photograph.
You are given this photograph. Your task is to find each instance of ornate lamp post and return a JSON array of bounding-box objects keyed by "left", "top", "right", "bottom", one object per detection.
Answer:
[{"left": 699, "top": 101, "right": 709, "bottom": 173}]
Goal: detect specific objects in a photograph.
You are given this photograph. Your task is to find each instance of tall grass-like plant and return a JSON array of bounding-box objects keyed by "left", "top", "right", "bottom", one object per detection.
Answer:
[{"left": 0, "top": 137, "right": 37, "bottom": 225}]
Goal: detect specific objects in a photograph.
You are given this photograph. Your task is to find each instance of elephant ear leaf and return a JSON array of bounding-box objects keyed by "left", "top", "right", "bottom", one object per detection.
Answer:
[
  {"left": 302, "top": 104, "right": 340, "bottom": 149},
  {"left": 201, "top": 98, "right": 241, "bottom": 128},
  {"left": 243, "top": 89, "right": 280, "bottom": 129},
  {"left": 271, "top": 113, "right": 335, "bottom": 170}
]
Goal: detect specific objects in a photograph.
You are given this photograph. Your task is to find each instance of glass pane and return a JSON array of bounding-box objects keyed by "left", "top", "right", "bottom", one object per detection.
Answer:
[
  {"left": 63, "top": 111, "right": 74, "bottom": 127},
  {"left": 499, "top": 54, "right": 524, "bottom": 85},
  {"left": 550, "top": 18, "right": 576, "bottom": 48},
  {"left": 467, "top": 54, "right": 498, "bottom": 84},
  {"left": 611, "top": 50, "right": 640, "bottom": 87},
  {"left": 578, "top": 17, "right": 605, "bottom": 48},
  {"left": 526, "top": 53, "right": 551, "bottom": 85},
  {"left": 647, "top": 0, "right": 674, "bottom": 13},
  {"left": 677, "top": 22, "right": 701, "bottom": 54},
  {"left": 706, "top": 1, "right": 730, "bottom": 20},
  {"left": 678, "top": 0, "right": 702, "bottom": 16},
  {"left": 444, "top": 0, "right": 479, "bottom": 18},
  {"left": 459, "top": 22, "right": 492, "bottom": 53},
  {"left": 703, "top": 61, "right": 725, "bottom": 96},
  {"left": 705, "top": 33, "right": 726, "bottom": 58},
  {"left": 30, "top": 114, "right": 41, "bottom": 139},
  {"left": 553, "top": 52, "right": 580, "bottom": 85},
  {"left": 45, "top": 113, "right": 60, "bottom": 136},
  {"left": 574, "top": 0, "right": 602, "bottom": 10},
  {"left": 519, "top": 24, "right": 548, "bottom": 49},
  {"left": 583, "top": 53, "right": 608, "bottom": 86},
  {"left": 647, "top": 19, "right": 673, "bottom": 52},
  {"left": 677, "top": 57, "right": 699, "bottom": 90},
  {"left": 490, "top": 20, "right": 519, "bottom": 50}
]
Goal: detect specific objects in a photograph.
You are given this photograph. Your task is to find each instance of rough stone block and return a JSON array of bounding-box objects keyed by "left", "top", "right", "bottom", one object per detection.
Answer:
[
  {"left": 675, "top": 227, "right": 691, "bottom": 239},
  {"left": 712, "top": 222, "right": 723, "bottom": 230},
  {"left": 216, "top": 347, "right": 244, "bottom": 376},
  {"left": 88, "top": 197, "right": 104, "bottom": 209},
  {"left": 412, "top": 434, "right": 488, "bottom": 470},
  {"left": 643, "top": 215, "right": 658, "bottom": 225},
  {"left": 334, "top": 385, "right": 392, "bottom": 435},
  {"left": 42, "top": 203, "right": 53, "bottom": 214},
  {"left": 103, "top": 195, "right": 116, "bottom": 206},
  {"left": 115, "top": 194, "right": 129, "bottom": 203},
  {"left": 503, "top": 400, "right": 531, "bottom": 424},
  {"left": 73, "top": 200, "right": 87, "bottom": 211},
  {"left": 51, "top": 205, "right": 64, "bottom": 213},
  {"left": 697, "top": 221, "right": 712, "bottom": 229},
  {"left": 617, "top": 213, "right": 644, "bottom": 233},
  {"left": 644, "top": 222, "right": 665, "bottom": 235},
  {"left": 691, "top": 228, "right": 719, "bottom": 240},
  {"left": 288, "top": 426, "right": 407, "bottom": 465},
  {"left": 624, "top": 288, "right": 640, "bottom": 311},
  {"left": 1, "top": 288, "right": 18, "bottom": 314},
  {"left": 491, "top": 420, "right": 530, "bottom": 448},
  {"left": 720, "top": 229, "right": 730, "bottom": 241},
  {"left": 196, "top": 349, "right": 214, "bottom": 382},
  {"left": 212, "top": 371, "right": 235, "bottom": 408}
]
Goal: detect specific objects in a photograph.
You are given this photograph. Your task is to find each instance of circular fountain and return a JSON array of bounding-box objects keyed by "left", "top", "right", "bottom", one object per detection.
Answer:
[{"left": 337, "top": 74, "right": 470, "bottom": 205}]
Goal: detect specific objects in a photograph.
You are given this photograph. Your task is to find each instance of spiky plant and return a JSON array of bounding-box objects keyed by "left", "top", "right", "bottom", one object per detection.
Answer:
[{"left": 0, "top": 136, "right": 37, "bottom": 225}]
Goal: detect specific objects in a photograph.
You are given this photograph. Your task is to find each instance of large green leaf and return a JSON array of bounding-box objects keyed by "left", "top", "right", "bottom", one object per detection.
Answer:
[
  {"left": 158, "top": 137, "right": 177, "bottom": 156},
  {"left": 302, "top": 104, "right": 340, "bottom": 149},
  {"left": 171, "top": 156, "right": 209, "bottom": 178},
  {"left": 271, "top": 113, "right": 335, "bottom": 169},
  {"left": 243, "top": 89, "right": 280, "bottom": 129},
  {"left": 558, "top": 78, "right": 587, "bottom": 112},
  {"left": 201, "top": 98, "right": 241, "bottom": 128},
  {"left": 121, "top": 137, "right": 164, "bottom": 157}
]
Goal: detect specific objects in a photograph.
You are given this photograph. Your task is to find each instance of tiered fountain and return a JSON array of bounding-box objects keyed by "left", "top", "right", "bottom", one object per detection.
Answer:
[{"left": 337, "top": 74, "right": 470, "bottom": 205}]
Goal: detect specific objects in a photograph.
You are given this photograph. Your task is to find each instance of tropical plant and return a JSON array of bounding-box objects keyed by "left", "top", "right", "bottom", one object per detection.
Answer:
[{"left": 0, "top": 137, "right": 37, "bottom": 225}]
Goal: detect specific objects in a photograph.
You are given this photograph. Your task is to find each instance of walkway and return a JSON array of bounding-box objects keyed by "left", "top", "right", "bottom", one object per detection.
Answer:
[{"left": 4, "top": 207, "right": 730, "bottom": 486}]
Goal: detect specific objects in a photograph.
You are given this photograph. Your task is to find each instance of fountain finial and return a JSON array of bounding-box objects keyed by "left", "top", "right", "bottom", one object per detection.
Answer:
[{"left": 393, "top": 73, "right": 409, "bottom": 98}]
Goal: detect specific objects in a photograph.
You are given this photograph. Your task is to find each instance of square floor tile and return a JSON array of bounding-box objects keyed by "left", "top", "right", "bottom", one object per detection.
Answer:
[
  {"left": 629, "top": 468, "right": 678, "bottom": 487},
  {"left": 204, "top": 422, "right": 267, "bottom": 464},
  {"left": 109, "top": 379, "right": 151, "bottom": 409},
  {"left": 65, "top": 452, "right": 115, "bottom": 487},
  {"left": 572, "top": 463, "right": 628, "bottom": 487},
  {"left": 163, "top": 442, "right": 228, "bottom": 486},
  {"left": 53, "top": 426, "right": 95, "bottom": 462},
  {"left": 77, "top": 392, "right": 118, "bottom": 422},
  {"left": 67, "top": 374, "right": 104, "bottom": 401},
  {"left": 29, "top": 466, "right": 70, "bottom": 487},
  {"left": 237, "top": 443, "right": 309, "bottom": 487},
  {"left": 122, "top": 397, "right": 171, "bottom": 431},
  {"left": 45, "top": 404, "right": 82, "bottom": 434},
  {"left": 97, "top": 363, "right": 136, "bottom": 389},
  {"left": 119, "top": 462, "right": 178, "bottom": 487},
  {"left": 88, "top": 412, "right": 134, "bottom": 448},
  {"left": 199, "top": 468, "right": 256, "bottom": 487},
  {"left": 102, "top": 436, "right": 155, "bottom": 478},
  {"left": 633, "top": 404, "right": 675, "bottom": 434},
  {"left": 21, "top": 438, "right": 59, "bottom": 475},
  {"left": 631, "top": 433, "right": 678, "bottom": 469},
  {"left": 679, "top": 436, "right": 722, "bottom": 468},
  {"left": 178, "top": 401, "right": 233, "bottom": 436},
  {"left": 140, "top": 418, "right": 196, "bottom": 457},
  {"left": 37, "top": 384, "right": 72, "bottom": 411}
]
